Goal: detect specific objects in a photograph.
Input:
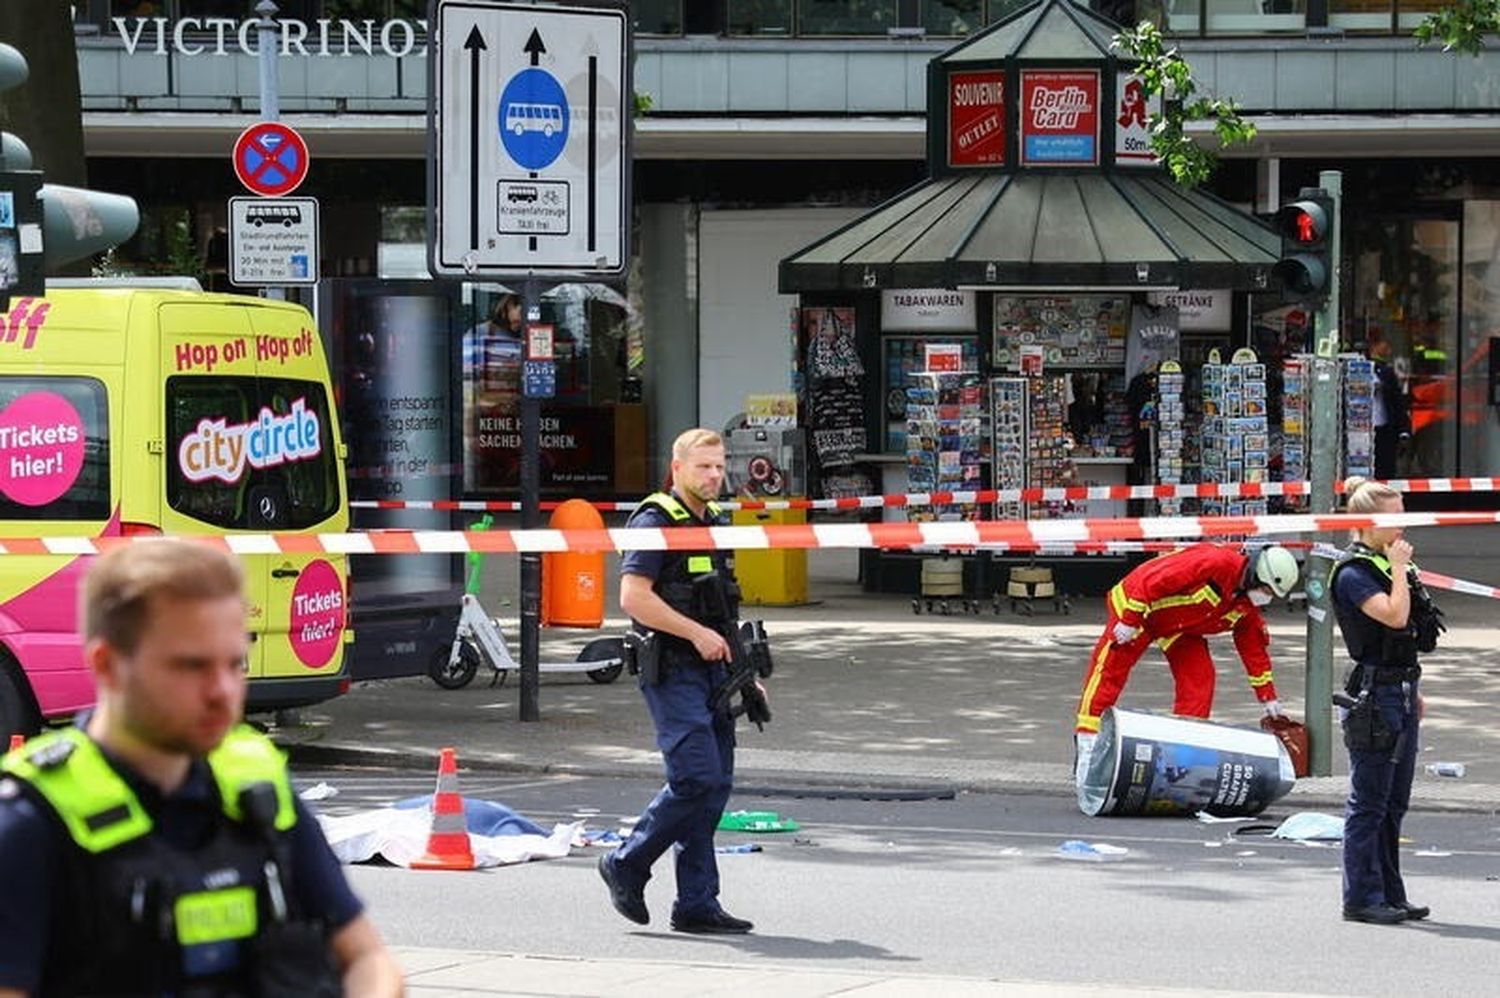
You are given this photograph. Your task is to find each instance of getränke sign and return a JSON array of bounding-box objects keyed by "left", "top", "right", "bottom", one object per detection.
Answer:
[{"left": 110, "top": 17, "right": 426, "bottom": 58}]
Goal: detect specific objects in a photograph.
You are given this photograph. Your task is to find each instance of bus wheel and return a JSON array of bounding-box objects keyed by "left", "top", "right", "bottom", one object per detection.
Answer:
[
  {"left": 429, "top": 642, "right": 480, "bottom": 690},
  {"left": 579, "top": 636, "right": 626, "bottom": 685},
  {"left": 0, "top": 661, "right": 41, "bottom": 741}
]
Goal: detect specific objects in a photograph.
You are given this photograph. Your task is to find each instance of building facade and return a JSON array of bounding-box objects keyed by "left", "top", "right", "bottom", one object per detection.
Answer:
[{"left": 67, "top": 0, "right": 1500, "bottom": 488}]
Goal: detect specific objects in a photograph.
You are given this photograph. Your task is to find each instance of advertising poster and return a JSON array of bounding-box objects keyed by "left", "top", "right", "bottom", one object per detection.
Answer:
[
  {"left": 1114, "top": 72, "right": 1160, "bottom": 168},
  {"left": 1020, "top": 69, "right": 1100, "bottom": 166},
  {"left": 948, "top": 70, "right": 1007, "bottom": 168}
]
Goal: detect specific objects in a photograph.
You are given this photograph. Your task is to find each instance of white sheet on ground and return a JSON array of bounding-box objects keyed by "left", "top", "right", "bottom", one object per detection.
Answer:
[{"left": 319, "top": 806, "right": 580, "bottom": 868}]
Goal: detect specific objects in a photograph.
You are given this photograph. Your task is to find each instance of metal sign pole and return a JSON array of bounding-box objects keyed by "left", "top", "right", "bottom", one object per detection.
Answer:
[
  {"left": 519, "top": 276, "right": 542, "bottom": 722},
  {"left": 255, "top": 0, "right": 284, "bottom": 302},
  {"left": 1304, "top": 169, "right": 1343, "bottom": 777}
]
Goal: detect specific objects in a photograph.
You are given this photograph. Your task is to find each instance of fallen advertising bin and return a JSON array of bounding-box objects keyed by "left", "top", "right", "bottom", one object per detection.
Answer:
[{"left": 1077, "top": 707, "right": 1296, "bottom": 818}]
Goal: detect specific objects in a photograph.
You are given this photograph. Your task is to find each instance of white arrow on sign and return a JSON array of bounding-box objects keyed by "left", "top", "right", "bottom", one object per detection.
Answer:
[{"left": 430, "top": 0, "right": 629, "bottom": 279}]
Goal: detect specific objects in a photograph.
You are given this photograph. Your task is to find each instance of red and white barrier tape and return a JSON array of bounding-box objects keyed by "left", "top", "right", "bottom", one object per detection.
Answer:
[
  {"left": 10, "top": 510, "right": 1500, "bottom": 557},
  {"left": 1416, "top": 570, "right": 1500, "bottom": 601},
  {"left": 349, "top": 477, "right": 1500, "bottom": 514}
]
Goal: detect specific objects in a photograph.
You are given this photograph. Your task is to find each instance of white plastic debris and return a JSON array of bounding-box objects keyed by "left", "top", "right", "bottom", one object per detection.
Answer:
[
  {"left": 1269, "top": 812, "right": 1344, "bottom": 842},
  {"left": 299, "top": 782, "right": 338, "bottom": 801}
]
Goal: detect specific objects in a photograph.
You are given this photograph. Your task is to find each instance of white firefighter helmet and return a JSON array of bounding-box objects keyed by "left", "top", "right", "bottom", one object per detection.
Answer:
[{"left": 1253, "top": 545, "right": 1300, "bottom": 598}]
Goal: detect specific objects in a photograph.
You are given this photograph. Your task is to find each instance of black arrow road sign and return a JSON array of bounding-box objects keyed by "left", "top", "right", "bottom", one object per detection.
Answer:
[
  {"left": 464, "top": 24, "right": 486, "bottom": 251},
  {"left": 524, "top": 28, "right": 545, "bottom": 65}
]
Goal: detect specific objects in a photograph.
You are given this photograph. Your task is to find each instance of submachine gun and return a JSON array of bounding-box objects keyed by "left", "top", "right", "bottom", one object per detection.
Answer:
[{"left": 694, "top": 573, "right": 775, "bottom": 730}]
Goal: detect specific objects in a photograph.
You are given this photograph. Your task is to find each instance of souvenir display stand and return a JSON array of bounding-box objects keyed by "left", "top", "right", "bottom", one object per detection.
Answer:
[{"left": 1199, "top": 349, "right": 1270, "bottom": 518}]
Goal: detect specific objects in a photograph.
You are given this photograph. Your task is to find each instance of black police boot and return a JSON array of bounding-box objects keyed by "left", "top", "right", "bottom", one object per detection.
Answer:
[
  {"left": 1396, "top": 901, "right": 1431, "bottom": 921},
  {"left": 598, "top": 853, "right": 649, "bottom": 925},
  {"left": 1342, "top": 904, "right": 1407, "bottom": 925},
  {"left": 671, "top": 908, "right": 753, "bottom": 934}
]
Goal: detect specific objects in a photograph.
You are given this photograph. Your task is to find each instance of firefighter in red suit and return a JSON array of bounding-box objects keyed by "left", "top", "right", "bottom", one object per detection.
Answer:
[{"left": 1074, "top": 544, "right": 1301, "bottom": 778}]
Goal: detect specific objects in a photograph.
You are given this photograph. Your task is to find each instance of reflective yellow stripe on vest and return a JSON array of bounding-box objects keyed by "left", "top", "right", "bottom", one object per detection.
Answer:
[
  {"left": 641, "top": 492, "right": 690, "bottom": 522},
  {"left": 209, "top": 726, "right": 297, "bottom": 833},
  {"left": 0, "top": 729, "right": 153, "bottom": 853},
  {"left": 640, "top": 492, "right": 721, "bottom": 523}
]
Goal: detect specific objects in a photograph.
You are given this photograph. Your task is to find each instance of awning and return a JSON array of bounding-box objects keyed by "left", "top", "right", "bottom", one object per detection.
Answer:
[{"left": 779, "top": 170, "right": 1281, "bottom": 293}]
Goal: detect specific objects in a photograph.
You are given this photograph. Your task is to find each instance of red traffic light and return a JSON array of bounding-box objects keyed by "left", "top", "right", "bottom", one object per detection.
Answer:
[{"left": 1274, "top": 198, "right": 1329, "bottom": 247}]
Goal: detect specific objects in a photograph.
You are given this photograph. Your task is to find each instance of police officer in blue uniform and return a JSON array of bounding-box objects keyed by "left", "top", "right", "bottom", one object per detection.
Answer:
[
  {"left": 597, "top": 428, "right": 759, "bottom": 934},
  {"left": 0, "top": 540, "right": 405, "bottom": 996},
  {"left": 1331, "top": 477, "right": 1441, "bottom": 925}
]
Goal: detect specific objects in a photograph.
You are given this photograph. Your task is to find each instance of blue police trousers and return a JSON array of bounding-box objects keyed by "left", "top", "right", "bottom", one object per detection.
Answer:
[
  {"left": 1342, "top": 681, "right": 1418, "bottom": 910},
  {"left": 613, "top": 659, "right": 735, "bottom": 917}
]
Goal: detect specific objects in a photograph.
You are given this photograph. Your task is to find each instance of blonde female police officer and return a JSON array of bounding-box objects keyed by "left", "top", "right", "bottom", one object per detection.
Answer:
[
  {"left": 1332, "top": 477, "right": 1443, "bottom": 925},
  {"left": 597, "top": 428, "right": 758, "bottom": 935}
]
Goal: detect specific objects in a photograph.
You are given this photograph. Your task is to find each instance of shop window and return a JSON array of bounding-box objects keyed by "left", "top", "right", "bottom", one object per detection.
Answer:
[
  {"left": 728, "top": 0, "right": 794, "bottom": 34},
  {"left": 924, "top": 0, "right": 983, "bottom": 34},
  {"left": 633, "top": 0, "right": 684, "bottom": 34},
  {"left": 799, "top": 0, "right": 899, "bottom": 35},
  {"left": 1459, "top": 202, "right": 1500, "bottom": 478},
  {"left": 1329, "top": 0, "right": 1393, "bottom": 31},
  {"left": 462, "top": 285, "right": 642, "bottom": 495},
  {"left": 1351, "top": 213, "right": 1460, "bottom": 478}
]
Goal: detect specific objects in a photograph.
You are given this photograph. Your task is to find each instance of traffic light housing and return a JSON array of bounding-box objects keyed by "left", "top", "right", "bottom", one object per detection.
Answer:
[
  {"left": 1272, "top": 190, "right": 1335, "bottom": 302},
  {"left": 1, "top": 40, "right": 138, "bottom": 296}
]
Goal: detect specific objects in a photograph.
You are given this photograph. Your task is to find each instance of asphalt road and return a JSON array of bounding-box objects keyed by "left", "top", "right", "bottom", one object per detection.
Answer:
[{"left": 296, "top": 766, "right": 1500, "bottom": 997}]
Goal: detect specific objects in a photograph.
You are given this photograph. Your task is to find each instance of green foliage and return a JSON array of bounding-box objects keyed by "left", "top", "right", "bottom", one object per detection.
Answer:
[
  {"left": 1111, "top": 21, "right": 1257, "bottom": 189},
  {"left": 633, "top": 91, "right": 654, "bottom": 117},
  {"left": 1414, "top": 0, "right": 1499, "bottom": 55}
]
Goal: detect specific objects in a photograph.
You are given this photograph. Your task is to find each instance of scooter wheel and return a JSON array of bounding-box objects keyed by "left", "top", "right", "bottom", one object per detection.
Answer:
[
  {"left": 578, "top": 636, "right": 627, "bottom": 684},
  {"left": 429, "top": 641, "right": 480, "bottom": 690}
]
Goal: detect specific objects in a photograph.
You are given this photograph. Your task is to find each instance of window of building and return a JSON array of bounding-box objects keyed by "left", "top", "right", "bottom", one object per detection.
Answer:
[
  {"left": 1328, "top": 0, "right": 1393, "bottom": 30},
  {"left": 1350, "top": 213, "right": 1460, "bottom": 478},
  {"left": 924, "top": 0, "right": 985, "bottom": 34},
  {"left": 633, "top": 0, "right": 684, "bottom": 34},
  {"left": 798, "top": 0, "right": 900, "bottom": 35},
  {"left": 1163, "top": 0, "right": 1306, "bottom": 33},
  {"left": 728, "top": 0, "right": 794, "bottom": 34},
  {"left": 1396, "top": 0, "right": 1447, "bottom": 29}
]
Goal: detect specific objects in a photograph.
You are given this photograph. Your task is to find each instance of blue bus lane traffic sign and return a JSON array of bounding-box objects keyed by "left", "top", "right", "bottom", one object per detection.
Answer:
[{"left": 498, "top": 65, "right": 571, "bottom": 239}]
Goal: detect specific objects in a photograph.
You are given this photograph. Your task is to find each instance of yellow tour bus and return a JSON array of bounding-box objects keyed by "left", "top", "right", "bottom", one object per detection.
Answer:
[{"left": 0, "top": 286, "right": 352, "bottom": 737}]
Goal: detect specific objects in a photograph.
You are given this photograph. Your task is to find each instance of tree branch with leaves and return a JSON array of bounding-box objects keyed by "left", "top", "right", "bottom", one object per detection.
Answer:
[
  {"left": 1414, "top": 0, "right": 1499, "bottom": 55},
  {"left": 1111, "top": 22, "right": 1257, "bottom": 188}
]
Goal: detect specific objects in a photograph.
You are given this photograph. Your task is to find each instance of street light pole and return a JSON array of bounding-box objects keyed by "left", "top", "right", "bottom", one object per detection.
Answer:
[{"left": 255, "top": 0, "right": 284, "bottom": 302}]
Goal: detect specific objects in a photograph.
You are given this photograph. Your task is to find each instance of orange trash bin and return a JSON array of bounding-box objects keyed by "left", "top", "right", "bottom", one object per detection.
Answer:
[{"left": 541, "top": 498, "right": 606, "bottom": 627}]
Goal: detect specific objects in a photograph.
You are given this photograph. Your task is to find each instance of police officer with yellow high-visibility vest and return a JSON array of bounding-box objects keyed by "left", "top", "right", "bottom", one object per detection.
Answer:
[
  {"left": 0, "top": 540, "right": 404, "bottom": 997},
  {"left": 1331, "top": 477, "right": 1444, "bottom": 925},
  {"left": 597, "top": 428, "right": 760, "bottom": 935}
]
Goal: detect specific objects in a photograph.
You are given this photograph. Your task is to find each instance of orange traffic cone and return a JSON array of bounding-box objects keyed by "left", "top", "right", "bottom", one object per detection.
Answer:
[
  {"left": 6, "top": 734, "right": 22, "bottom": 753},
  {"left": 410, "top": 747, "right": 476, "bottom": 871}
]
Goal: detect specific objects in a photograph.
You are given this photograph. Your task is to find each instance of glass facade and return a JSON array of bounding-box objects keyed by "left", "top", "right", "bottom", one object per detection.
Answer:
[
  {"left": 1351, "top": 213, "right": 1461, "bottom": 478},
  {"left": 75, "top": 0, "right": 1454, "bottom": 38},
  {"left": 1459, "top": 203, "right": 1500, "bottom": 480}
]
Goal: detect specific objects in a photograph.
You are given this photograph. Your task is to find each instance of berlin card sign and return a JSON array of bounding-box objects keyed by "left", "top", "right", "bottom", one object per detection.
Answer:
[
  {"left": 228, "top": 196, "right": 319, "bottom": 286},
  {"left": 1020, "top": 69, "right": 1101, "bottom": 167},
  {"left": 431, "top": 1, "right": 629, "bottom": 278}
]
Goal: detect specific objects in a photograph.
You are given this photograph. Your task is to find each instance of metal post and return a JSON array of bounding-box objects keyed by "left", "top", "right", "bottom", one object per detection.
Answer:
[
  {"left": 255, "top": 0, "right": 284, "bottom": 302},
  {"left": 1304, "top": 169, "right": 1342, "bottom": 777},
  {"left": 519, "top": 278, "right": 542, "bottom": 722}
]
